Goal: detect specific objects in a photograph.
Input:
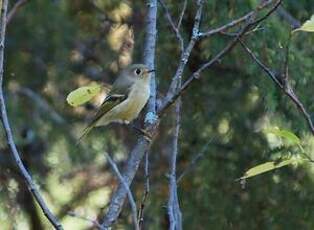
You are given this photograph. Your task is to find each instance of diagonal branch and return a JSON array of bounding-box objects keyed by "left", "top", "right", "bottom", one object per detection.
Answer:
[
  {"left": 6, "top": 0, "right": 28, "bottom": 25},
  {"left": 177, "top": 138, "right": 213, "bottom": 184},
  {"left": 105, "top": 154, "right": 139, "bottom": 230},
  {"left": 159, "top": 0, "right": 184, "bottom": 52},
  {"left": 16, "top": 86, "right": 66, "bottom": 125},
  {"left": 177, "top": 0, "right": 187, "bottom": 30},
  {"left": 239, "top": 40, "right": 314, "bottom": 135},
  {"left": 163, "top": 0, "right": 204, "bottom": 104},
  {"left": 199, "top": 0, "right": 275, "bottom": 38},
  {"left": 238, "top": 40, "right": 282, "bottom": 87},
  {"left": 101, "top": 139, "right": 152, "bottom": 229},
  {"left": 276, "top": 6, "right": 301, "bottom": 29},
  {"left": 160, "top": 0, "right": 278, "bottom": 107},
  {"left": 159, "top": 0, "right": 282, "bottom": 115},
  {"left": 68, "top": 212, "right": 102, "bottom": 229},
  {"left": 0, "top": 0, "right": 63, "bottom": 229}
]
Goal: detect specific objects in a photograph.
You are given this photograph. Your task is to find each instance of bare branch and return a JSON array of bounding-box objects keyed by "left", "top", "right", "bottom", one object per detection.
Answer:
[
  {"left": 101, "top": 139, "right": 152, "bottom": 228},
  {"left": 16, "top": 87, "right": 66, "bottom": 125},
  {"left": 158, "top": 0, "right": 184, "bottom": 52},
  {"left": 239, "top": 40, "right": 282, "bottom": 87},
  {"left": 68, "top": 212, "right": 102, "bottom": 229},
  {"left": 177, "top": 0, "right": 187, "bottom": 30},
  {"left": 0, "top": 0, "right": 63, "bottom": 229},
  {"left": 100, "top": 0, "right": 283, "bottom": 228},
  {"left": 144, "top": 0, "right": 158, "bottom": 125},
  {"left": 168, "top": 99, "right": 182, "bottom": 230},
  {"left": 199, "top": 0, "right": 275, "bottom": 38},
  {"left": 105, "top": 154, "right": 139, "bottom": 230},
  {"left": 276, "top": 6, "right": 301, "bottom": 29},
  {"left": 177, "top": 138, "right": 213, "bottom": 184},
  {"left": 239, "top": 40, "right": 314, "bottom": 135},
  {"left": 163, "top": 0, "right": 204, "bottom": 104},
  {"left": 159, "top": 0, "right": 282, "bottom": 115},
  {"left": 138, "top": 152, "right": 150, "bottom": 229},
  {"left": 6, "top": 0, "right": 28, "bottom": 25},
  {"left": 282, "top": 32, "right": 291, "bottom": 88}
]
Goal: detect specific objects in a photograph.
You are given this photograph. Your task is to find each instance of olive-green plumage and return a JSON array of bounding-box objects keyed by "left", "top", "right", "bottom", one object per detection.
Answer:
[{"left": 78, "top": 64, "right": 153, "bottom": 142}]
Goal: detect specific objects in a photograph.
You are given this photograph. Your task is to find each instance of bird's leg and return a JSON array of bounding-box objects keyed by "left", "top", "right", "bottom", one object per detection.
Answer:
[{"left": 130, "top": 123, "right": 152, "bottom": 142}]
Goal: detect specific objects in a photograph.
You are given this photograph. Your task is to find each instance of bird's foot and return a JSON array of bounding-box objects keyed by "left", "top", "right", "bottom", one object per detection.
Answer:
[{"left": 131, "top": 125, "right": 153, "bottom": 142}]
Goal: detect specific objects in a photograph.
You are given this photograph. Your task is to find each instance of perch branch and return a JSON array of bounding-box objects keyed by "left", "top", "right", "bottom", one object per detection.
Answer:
[{"left": 100, "top": 1, "right": 158, "bottom": 228}]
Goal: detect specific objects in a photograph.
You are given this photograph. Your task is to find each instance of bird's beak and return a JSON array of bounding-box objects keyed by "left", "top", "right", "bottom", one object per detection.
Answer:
[{"left": 147, "top": 69, "right": 155, "bottom": 73}]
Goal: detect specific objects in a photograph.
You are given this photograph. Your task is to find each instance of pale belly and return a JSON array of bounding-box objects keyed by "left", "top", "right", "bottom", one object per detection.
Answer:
[{"left": 96, "top": 80, "right": 150, "bottom": 126}]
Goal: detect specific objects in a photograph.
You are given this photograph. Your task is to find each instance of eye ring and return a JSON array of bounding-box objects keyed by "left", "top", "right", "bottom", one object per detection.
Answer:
[{"left": 135, "top": 68, "right": 141, "bottom": 75}]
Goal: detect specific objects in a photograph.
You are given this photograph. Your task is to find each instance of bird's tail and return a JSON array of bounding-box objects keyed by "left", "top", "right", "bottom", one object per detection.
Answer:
[{"left": 76, "top": 125, "right": 94, "bottom": 145}]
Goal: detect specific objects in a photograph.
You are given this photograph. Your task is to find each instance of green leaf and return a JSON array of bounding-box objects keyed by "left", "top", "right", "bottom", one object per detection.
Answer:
[
  {"left": 265, "top": 128, "right": 300, "bottom": 145},
  {"left": 66, "top": 83, "right": 102, "bottom": 107},
  {"left": 292, "top": 15, "right": 314, "bottom": 33},
  {"left": 239, "top": 158, "right": 296, "bottom": 180}
]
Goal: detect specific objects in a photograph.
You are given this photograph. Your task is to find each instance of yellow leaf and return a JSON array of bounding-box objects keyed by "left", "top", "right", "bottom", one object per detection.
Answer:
[
  {"left": 265, "top": 128, "right": 300, "bottom": 145},
  {"left": 239, "top": 158, "right": 296, "bottom": 180},
  {"left": 66, "top": 83, "right": 102, "bottom": 107},
  {"left": 293, "top": 15, "right": 314, "bottom": 33}
]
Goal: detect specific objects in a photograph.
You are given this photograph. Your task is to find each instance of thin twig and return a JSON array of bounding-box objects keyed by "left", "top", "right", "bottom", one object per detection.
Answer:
[
  {"left": 163, "top": 0, "right": 204, "bottom": 105},
  {"left": 238, "top": 39, "right": 282, "bottom": 87},
  {"left": 177, "top": 0, "right": 187, "bottom": 30},
  {"left": 101, "top": 139, "right": 152, "bottom": 229},
  {"left": 159, "top": 0, "right": 184, "bottom": 52},
  {"left": 177, "top": 138, "right": 213, "bottom": 183},
  {"left": 68, "top": 212, "right": 102, "bottom": 229},
  {"left": 159, "top": 0, "right": 282, "bottom": 115},
  {"left": 6, "top": 0, "right": 28, "bottom": 25},
  {"left": 16, "top": 87, "right": 66, "bottom": 125},
  {"left": 199, "top": 0, "right": 275, "bottom": 38},
  {"left": 239, "top": 40, "right": 314, "bottom": 135},
  {"left": 282, "top": 31, "right": 292, "bottom": 88},
  {"left": 0, "top": 1, "right": 63, "bottom": 229},
  {"left": 138, "top": 151, "right": 150, "bottom": 229},
  {"left": 105, "top": 154, "right": 139, "bottom": 230}
]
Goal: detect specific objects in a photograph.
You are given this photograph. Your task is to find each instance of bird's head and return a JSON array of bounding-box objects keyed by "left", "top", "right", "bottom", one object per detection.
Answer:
[{"left": 125, "top": 64, "right": 155, "bottom": 81}]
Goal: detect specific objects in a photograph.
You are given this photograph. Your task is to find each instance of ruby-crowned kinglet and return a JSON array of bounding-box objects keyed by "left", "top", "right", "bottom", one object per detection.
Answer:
[{"left": 78, "top": 64, "right": 154, "bottom": 141}]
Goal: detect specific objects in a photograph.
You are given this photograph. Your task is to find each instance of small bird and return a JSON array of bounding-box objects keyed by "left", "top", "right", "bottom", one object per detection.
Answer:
[{"left": 78, "top": 64, "right": 154, "bottom": 141}]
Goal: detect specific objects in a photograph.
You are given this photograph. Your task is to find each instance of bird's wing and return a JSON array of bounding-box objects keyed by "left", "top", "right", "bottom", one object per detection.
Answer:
[
  {"left": 77, "top": 80, "right": 131, "bottom": 143},
  {"left": 89, "top": 93, "right": 127, "bottom": 126},
  {"left": 77, "top": 94, "right": 127, "bottom": 143}
]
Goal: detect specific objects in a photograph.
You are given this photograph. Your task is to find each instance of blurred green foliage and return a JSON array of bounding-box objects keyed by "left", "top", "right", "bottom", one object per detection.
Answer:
[{"left": 1, "top": 0, "right": 314, "bottom": 229}]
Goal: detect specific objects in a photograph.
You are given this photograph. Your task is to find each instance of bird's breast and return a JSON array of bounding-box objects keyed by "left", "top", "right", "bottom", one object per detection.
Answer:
[{"left": 117, "top": 80, "right": 150, "bottom": 121}]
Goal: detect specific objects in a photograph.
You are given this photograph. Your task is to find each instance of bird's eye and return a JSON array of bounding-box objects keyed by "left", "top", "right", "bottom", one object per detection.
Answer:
[{"left": 135, "top": 68, "right": 141, "bottom": 75}]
